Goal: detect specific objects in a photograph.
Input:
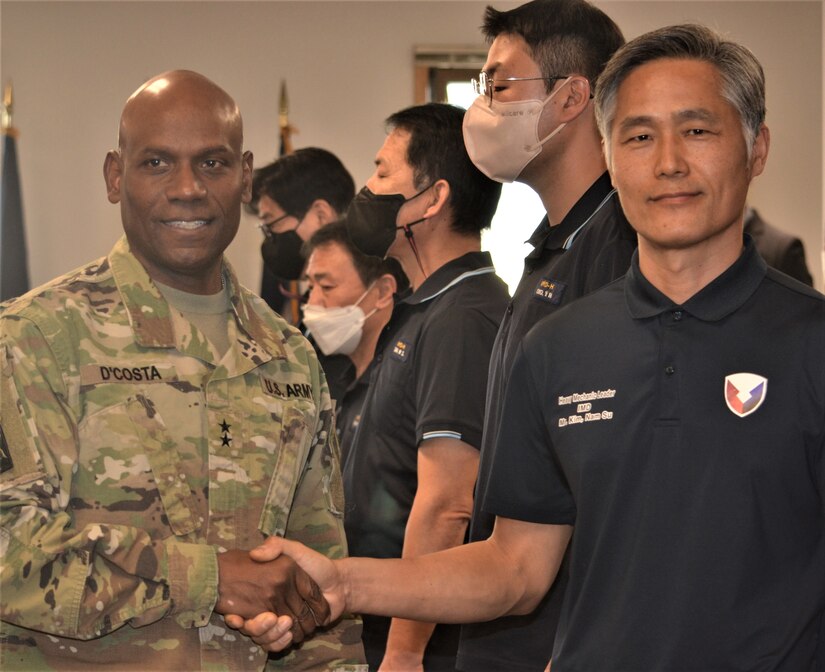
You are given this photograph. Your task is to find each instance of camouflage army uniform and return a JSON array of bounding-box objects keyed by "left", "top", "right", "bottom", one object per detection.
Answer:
[{"left": 0, "top": 237, "right": 365, "bottom": 671}]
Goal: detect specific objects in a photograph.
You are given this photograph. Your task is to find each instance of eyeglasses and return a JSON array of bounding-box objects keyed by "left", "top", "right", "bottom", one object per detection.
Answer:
[
  {"left": 471, "top": 71, "right": 572, "bottom": 105},
  {"left": 258, "top": 212, "right": 292, "bottom": 238}
]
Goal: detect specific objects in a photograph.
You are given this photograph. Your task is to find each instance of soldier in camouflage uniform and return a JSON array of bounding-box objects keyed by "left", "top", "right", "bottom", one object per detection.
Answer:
[{"left": 0, "top": 70, "right": 365, "bottom": 671}]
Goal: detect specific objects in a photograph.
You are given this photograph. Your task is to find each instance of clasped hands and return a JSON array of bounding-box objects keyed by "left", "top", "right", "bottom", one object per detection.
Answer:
[{"left": 215, "top": 539, "right": 343, "bottom": 652}]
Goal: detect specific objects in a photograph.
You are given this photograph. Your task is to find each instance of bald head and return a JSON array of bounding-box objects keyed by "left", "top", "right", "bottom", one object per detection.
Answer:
[
  {"left": 104, "top": 69, "right": 253, "bottom": 294},
  {"left": 118, "top": 70, "right": 243, "bottom": 152}
]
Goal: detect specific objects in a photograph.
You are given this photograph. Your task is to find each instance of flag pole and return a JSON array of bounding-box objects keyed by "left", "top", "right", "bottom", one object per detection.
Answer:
[
  {"left": 279, "top": 80, "right": 294, "bottom": 156},
  {"left": 1, "top": 79, "right": 31, "bottom": 301},
  {"left": 278, "top": 81, "right": 301, "bottom": 326}
]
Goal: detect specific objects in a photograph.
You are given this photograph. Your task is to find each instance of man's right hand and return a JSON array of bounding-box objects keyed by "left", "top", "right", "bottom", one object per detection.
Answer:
[
  {"left": 214, "top": 548, "right": 330, "bottom": 643},
  {"left": 223, "top": 537, "right": 346, "bottom": 652}
]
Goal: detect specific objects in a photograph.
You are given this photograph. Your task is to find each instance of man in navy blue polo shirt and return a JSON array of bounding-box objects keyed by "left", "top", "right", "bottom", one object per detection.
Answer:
[
  {"left": 459, "top": 1, "right": 637, "bottom": 668},
  {"left": 234, "top": 23, "right": 825, "bottom": 672}
]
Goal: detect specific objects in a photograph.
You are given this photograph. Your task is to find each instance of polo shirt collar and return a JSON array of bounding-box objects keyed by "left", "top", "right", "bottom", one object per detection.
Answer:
[
  {"left": 526, "top": 171, "right": 615, "bottom": 257},
  {"left": 625, "top": 234, "right": 767, "bottom": 321},
  {"left": 403, "top": 250, "right": 497, "bottom": 306}
]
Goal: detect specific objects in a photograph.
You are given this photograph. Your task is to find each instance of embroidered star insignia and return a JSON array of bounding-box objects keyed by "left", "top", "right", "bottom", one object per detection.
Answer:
[{"left": 219, "top": 420, "right": 231, "bottom": 433}]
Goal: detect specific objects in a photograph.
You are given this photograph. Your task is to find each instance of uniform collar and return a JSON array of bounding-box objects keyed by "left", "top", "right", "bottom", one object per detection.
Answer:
[
  {"left": 526, "top": 171, "right": 615, "bottom": 257},
  {"left": 402, "top": 251, "right": 497, "bottom": 306},
  {"left": 625, "top": 234, "right": 767, "bottom": 321},
  {"left": 109, "top": 236, "right": 285, "bottom": 364}
]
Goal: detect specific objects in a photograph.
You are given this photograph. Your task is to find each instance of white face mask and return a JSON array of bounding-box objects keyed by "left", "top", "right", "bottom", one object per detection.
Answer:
[
  {"left": 302, "top": 285, "right": 377, "bottom": 357},
  {"left": 462, "top": 77, "right": 572, "bottom": 183}
]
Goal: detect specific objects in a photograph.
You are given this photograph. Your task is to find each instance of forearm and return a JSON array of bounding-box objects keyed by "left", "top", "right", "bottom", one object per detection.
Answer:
[
  {"left": 0, "top": 505, "right": 217, "bottom": 638},
  {"left": 337, "top": 519, "right": 572, "bottom": 625},
  {"left": 233, "top": 520, "right": 569, "bottom": 654},
  {"left": 339, "top": 539, "right": 523, "bottom": 625}
]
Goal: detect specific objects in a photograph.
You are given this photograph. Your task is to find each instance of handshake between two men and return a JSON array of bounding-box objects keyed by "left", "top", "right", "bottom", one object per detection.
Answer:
[
  {"left": 217, "top": 529, "right": 533, "bottom": 655},
  {"left": 215, "top": 545, "right": 334, "bottom": 647}
]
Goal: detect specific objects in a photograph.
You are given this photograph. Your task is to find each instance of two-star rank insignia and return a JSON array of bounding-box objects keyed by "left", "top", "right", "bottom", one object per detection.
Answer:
[{"left": 219, "top": 420, "right": 232, "bottom": 446}]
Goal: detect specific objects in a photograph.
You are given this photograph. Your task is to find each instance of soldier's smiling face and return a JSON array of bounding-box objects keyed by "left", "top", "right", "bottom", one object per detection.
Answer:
[{"left": 104, "top": 71, "right": 253, "bottom": 294}]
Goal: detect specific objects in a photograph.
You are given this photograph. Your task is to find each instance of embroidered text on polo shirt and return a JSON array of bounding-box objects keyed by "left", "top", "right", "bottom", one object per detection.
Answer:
[
  {"left": 534, "top": 277, "right": 567, "bottom": 305},
  {"left": 391, "top": 339, "right": 411, "bottom": 362},
  {"left": 557, "top": 388, "right": 617, "bottom": 427}
]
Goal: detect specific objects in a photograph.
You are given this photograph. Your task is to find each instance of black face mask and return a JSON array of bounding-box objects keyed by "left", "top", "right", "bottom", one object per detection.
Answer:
[
  {"left": 345, "top": 185, "right": 431, "bottom": 258},
  {"left": 260, "top": 230, "right": 306, "bottom": 281}
]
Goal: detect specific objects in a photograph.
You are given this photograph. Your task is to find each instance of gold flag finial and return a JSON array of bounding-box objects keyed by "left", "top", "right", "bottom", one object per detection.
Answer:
[
  {"left": 1, "top": 80, "right": 13, "bottom": 131},
  {"left": 278, "top": 80, "right": 297, "bottom": 156}
]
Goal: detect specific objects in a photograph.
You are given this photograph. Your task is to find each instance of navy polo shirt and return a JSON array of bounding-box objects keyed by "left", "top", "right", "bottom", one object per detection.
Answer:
[
  {"left": 485, "top": 240, "right": 825, "bottom": 671},
  {"left": 343, "top": 250, "right": 509, "bottom": 669},
  {"left": 459, "top": 173, "right": 637, "bottom": 671},
  {"left": 336, "top": 363, "right": 370, "bottom": 467}
]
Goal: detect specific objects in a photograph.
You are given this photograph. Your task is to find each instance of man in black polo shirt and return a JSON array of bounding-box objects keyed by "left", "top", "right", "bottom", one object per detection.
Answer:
[
  {"left": 342, "top": 103, "right": 508, "bottom": 670},
  {"left": 459, "top": 1, "right": 636, "bottom": 668},
  {"left": 236, "top": 23, "right": 825, "bottom": 672}
]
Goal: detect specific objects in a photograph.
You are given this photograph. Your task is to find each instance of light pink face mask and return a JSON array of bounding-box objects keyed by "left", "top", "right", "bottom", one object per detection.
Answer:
[{"left": 462, "top": 77, "right": 572, "bottom": 183}]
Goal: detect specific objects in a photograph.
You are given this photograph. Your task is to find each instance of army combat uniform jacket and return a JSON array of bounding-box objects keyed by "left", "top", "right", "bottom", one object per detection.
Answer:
[{"left": 0, "top": 238, "right": 364, "bottom": 671}]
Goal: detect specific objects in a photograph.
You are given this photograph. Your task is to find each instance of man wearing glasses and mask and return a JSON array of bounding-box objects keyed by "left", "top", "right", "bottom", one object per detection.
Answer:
[
  {"left": 251, "top": 148, "right": 358, "bottom": 404},
  {"left": 251, "top": 148, "right": 355, "bottom": 315},
  {"left": 458, "top": 1, "right": 637, "bottom": 671}
]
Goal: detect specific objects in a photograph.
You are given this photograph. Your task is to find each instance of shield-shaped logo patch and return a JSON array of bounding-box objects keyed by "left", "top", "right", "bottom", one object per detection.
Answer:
[{"left": 724, "top": 372, "right": 768, "bottom": 418}]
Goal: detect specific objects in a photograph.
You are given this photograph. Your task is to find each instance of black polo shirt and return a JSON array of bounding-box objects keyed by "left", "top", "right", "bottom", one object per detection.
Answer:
[
  {"left": 343, "top": 250, "right": 509, "bottom": 670},
  {"left": 458, "top": 173, "right": 637, "bottom": 671},
  {"left": 315, "top": 351, "right": 356, "bottom": 408},
  {"left": 484, "top": 240, "right": 825, "bottom": 671},
  {"left": 336, "top": 362, "right": 370, "bottom": 467}
]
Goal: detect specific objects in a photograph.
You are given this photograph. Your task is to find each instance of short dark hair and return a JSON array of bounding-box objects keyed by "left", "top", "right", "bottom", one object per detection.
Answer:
[
  {"left": 249, "top": 147, "right": 355, "bottom": 217},
  {"left": 596, "top": 24, "right": 766, "bottom": 155},
  {"left": 482, "top": 0, "right": 624, "bottom": 93},
  {"left": 385, "top": 103, "right": 501, "bottom": 236},
  {"left": 303, "top": 220, "right": 409, "bottom": 293}
]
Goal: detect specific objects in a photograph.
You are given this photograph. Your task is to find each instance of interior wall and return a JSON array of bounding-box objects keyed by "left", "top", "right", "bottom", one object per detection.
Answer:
[{"left": 1, "top": 0, "right": 822, "bottom": 291}]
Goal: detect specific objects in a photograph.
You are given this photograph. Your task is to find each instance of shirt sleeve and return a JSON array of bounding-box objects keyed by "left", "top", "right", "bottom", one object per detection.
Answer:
[
  {"left": 0, "top": 314, "right": 218, "bottom": 641},
  {"left": 482, "top": 340, "right": 577, "bottom": 526},
  {"left": 281, "top": 346, "right": 365, "bottom": 669},
  {"left": 414, "top": 305, "right": 500, "bottom": 450}
]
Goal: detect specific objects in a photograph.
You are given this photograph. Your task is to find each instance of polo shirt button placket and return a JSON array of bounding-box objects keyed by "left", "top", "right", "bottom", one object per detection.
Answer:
[{"left": 658, "top": 310, "right": 681, "bottom": 418}]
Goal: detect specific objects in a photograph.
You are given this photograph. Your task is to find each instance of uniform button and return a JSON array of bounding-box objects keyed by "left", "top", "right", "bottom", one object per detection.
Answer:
[
  {"left": 673, "top": 310, "right": 683, "bottom": 321},
  {"left": 665, "top": 365, "right": 675, "bottom": 375},
  {"left": 526, "top": 268, "right": 534, "bottom": 275},
  {"left": 507, "top": 303, "right": 514, "bottom": 315}
]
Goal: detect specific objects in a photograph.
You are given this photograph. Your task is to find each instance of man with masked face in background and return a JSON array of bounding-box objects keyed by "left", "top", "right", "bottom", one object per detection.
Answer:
[
  {"left": 251, "top": 148, "right": 358, "bottom": 403},
  {"left": 251, "top": 147, "right": 355, "bottom": 315},
  {"left": 340, "top": 103, "right": 509, "bottom": 670},
  {"left": 458, "top": 1, "right": 637, "bottom": 669},
  {"left": 301, "top": 220, "right": 408, "bottom": 465}
]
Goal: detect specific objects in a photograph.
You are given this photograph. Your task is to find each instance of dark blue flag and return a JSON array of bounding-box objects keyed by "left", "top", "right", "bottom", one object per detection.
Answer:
[{"left": 1, "top": 131, "right": 29, "bottom": 301}]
